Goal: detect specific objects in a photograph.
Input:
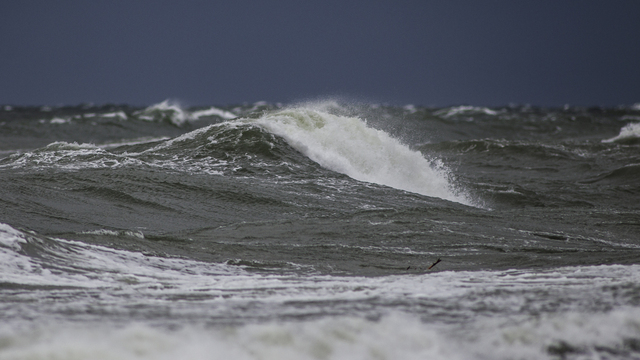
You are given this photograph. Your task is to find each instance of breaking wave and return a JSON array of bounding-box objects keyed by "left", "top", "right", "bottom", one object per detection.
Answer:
[{"left": 251, "top": 106, "right": 472, "bottom": 205}]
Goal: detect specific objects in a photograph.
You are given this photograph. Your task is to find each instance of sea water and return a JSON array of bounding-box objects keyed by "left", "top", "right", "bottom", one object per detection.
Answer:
[{"left": 1, "top": 100, "right": 639, "bottom": 359}]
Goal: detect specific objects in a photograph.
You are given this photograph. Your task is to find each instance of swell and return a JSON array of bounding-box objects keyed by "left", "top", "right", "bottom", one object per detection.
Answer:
[
  {"left": 420, "top": 138, "right": 601, "bottom": 161},
  {"left": 0, "top": 123, "right": 319, "bottom": 177},
  {"left": 421, "top": 138, "right": 640, "bottom": 209},
  {"left": 582, "top": 163, "right": 640, "bottom": 185},
  {"left": 0, "top": 101, "right": 259, "bottom": 152}
]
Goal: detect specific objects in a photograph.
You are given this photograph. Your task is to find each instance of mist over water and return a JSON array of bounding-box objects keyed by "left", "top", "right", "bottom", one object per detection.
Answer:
[{"left": 1, "top": 100, "right": 640, "bottom": 359}]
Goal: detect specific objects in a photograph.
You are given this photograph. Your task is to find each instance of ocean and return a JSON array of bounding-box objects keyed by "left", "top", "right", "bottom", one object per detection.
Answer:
[{"left": 1, "top": 99, "right": 639, "bottom": 359}]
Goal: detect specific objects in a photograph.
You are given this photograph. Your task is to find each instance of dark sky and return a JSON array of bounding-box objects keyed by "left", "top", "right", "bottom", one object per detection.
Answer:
[{"left": 2, "top": 1, "right": 639, "bottom": 107}]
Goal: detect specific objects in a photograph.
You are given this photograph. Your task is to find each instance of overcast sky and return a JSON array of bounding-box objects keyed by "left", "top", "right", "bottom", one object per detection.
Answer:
[{"left": 2, "top": 1, "right": 639, "bottom": 107}]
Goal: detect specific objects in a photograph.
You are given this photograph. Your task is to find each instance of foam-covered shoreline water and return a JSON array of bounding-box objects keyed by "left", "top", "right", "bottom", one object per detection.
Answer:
[
  {"left": 3, "top": 221, "right": 640, "bottom": 359},
  {"left": 5, "top": 309, "right": 640, "bottom": 360}
]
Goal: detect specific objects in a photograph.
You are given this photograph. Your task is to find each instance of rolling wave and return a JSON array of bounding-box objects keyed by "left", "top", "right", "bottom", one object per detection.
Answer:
[{"left": 2, "top": 105, "right": 474, "bottom": 205}]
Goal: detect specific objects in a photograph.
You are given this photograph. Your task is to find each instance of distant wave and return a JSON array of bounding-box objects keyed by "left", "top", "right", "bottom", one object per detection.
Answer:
[
  {"left": 135, "top": 100, "right": 237, "bottom": 126},
  {"left": 603, "top": 122, "right": 640, "bottom": 144}
]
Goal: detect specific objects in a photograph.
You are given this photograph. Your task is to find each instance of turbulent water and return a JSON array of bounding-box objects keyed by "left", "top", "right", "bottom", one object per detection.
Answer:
[{"left": 1, "top": 100, "right": 640, "bottom": 359}]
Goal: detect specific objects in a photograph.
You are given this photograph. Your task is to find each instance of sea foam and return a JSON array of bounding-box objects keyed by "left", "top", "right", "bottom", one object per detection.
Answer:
[
  {"left": 134, "top": 100, "right": 237, "bottom": 126},
  {"left": 135, "top": 100, "right": 194, "bottom": 126},
  {"left": 4, "top": 305, "right": 640, "bottom": 360}
]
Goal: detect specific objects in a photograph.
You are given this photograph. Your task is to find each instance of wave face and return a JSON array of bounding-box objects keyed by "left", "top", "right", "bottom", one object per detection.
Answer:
[{"left": 1, "top": 100, "right": 640, "bottom": 359}]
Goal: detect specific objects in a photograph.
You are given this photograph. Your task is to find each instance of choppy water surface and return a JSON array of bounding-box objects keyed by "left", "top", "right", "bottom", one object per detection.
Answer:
[{"left": 1, "top": 100, "right": 640, "bottom": 359}]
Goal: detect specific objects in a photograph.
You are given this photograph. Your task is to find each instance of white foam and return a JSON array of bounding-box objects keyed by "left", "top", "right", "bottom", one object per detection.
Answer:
[
  {"left": 134, "top": 101, "right": 236, "bottom": 125},
  {"left": 434, "top": 105, "right": 499, "bottom": 118},
  {"left": 603, "top": 122, "right": 640, "bottom": 143},
  {"left": 3, "top": 306, "right": 640, "bottom": 360},
  {"left": 0, "top": 222, "right": 244, "bottom": 288},
  {"left": 465, "top": 308, "right": 640, "bottom": 359},
  {"left": 0, "top": 141, "right": 159, "bottom": 172},
  {"left": 4, "top": 223, "right": 637, "bottom": 303},
  {"left": 0, "top": 223, "right": 27, "bottom": 250},
  {"left": 403, "top": 104, "right": 418, "bottom": 114},
  {"left": 97, "top": 136, "right": 171, "bottom": 149},
  {"left": 252, "top": 107, "right": 472, "bottom": 205},
  {"left": 135, "top": 100, "right": 194, "bottom": 126},
  {"left": 101, "top": 111, "right": 128, "bottom": 120},
  {"left": 42, "top": 141, "right": 99, "bottom": 150},
  {"left": 191, "top": 107, "right": 236, "bottom": 120},
  {"left": 3, "top": 221, "right": 640, "bottom": 359},
  {"left": 0, "top": 224, "right": 50, "bottom": 281},
  {"left": 0, "top": 315, "right": 459, "bottom": 360},
  {"left": 0, "top": 135, "right": 227, "bottom": 175},
  {"left": 49, "top": 117, "right": 70, "bottom": 124}
]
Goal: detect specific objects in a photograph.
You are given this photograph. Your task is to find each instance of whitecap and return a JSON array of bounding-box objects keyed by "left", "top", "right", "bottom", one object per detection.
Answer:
[
  {"left": 50, "top": 117, "right": 70, "bottom": 124},
  {"left": 101, "top": 111, "right": 128, "bottom": 120},
  {"left": 602, "top": 122, "right": 640, "bottom": 143},
  {"left": 434, "top": 105, "right": 499, "bottom": 118},
  {"left": 191, "top": 107, "right": 236, "bottom": 120},
  {"left": 134, "top": 100, "right": 194, "bottom": 126}
]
